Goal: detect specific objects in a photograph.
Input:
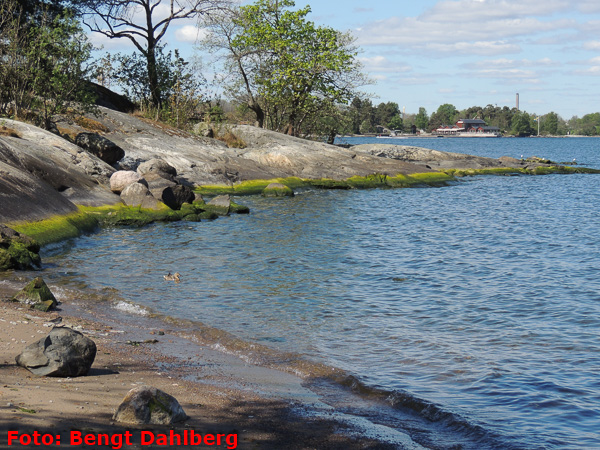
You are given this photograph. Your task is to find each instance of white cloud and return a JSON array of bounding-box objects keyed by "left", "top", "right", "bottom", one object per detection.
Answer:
[
  {"left": 354, "top": 0, "right": 578, "bottom": 57},
  {"left": 175, "top": 25, "right": 208, "bottom": 43},
  {"left": 583, "top": 41, "right": 600, "bottom": 50},
  {"left": 358, "top": 56, "right": 412, "bottom": 73}
]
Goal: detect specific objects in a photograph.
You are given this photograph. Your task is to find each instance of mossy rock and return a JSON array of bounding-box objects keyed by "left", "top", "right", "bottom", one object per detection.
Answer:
[
  {"left": 197, "top": 211, "right": 218, "bottom": 220},
  {"left": 230, "top": 202, "right": 250, "bottom": 214},
  {"left": 0, "top": 225, "right": 42, "bottom": 271},
  {"left": 262, "top": 183, "right": 295, "bottom": 198},
  {"left": 181, "top": 214, "right": 202, "bottom": 222},
  {"left": 12, "top": 277, "right": 58, "bottom": 311}
]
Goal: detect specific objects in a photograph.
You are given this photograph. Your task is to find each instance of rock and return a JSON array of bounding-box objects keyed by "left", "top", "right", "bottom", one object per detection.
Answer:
[
  {"left": 15, "top": 327, "right": 96, "bottom": 377},
  {"left": 163, "top": 185, "right": 196, "bottom": 210},
  {"left": 137, "top": 159, "right": 177, "bottom": 181},
  {"left": 113, "top": 386, "right": 187, "bottom": 425},
  {"left": 206, "top": 195, "right": 231, "bottom": 215},
  {"left": 0, "top": 225, "right": 41, "bottom": 271},
  {"left": 262, "top": 182, "right": 294, "bottom": 198},
  {"left": 193, "top": 122, "right": 214, "bottom": 138},
  {"left": 120, "top": 181, "right": 162, "bottom": 210},
  {"left": 141, "top": 173, "right": 195, "bottom": 210},
  {"left": 110, "top": 170, "right": 143, "bottom": 194},
  {"left": 75, "top": 133, "right": 125, "bottom": 165},
  {"left": 11, "top": 277, "right": 57, "bottom": 312}
]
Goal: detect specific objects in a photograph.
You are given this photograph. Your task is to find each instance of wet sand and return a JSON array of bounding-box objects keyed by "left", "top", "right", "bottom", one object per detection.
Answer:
[{"left": 0, "top": 281, "right": 398, "bottom": 450}]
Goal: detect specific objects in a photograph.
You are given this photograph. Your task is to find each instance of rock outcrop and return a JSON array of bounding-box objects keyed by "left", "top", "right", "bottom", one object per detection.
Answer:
[
  {"left": 354, "top": 144, "right": 524, "bottom": 170},
  {"left": 113, "top": 386, "right": 187, "bottom": 425},
  {"left": 16, "top": 327, "right": 97, "bottom": 377}
]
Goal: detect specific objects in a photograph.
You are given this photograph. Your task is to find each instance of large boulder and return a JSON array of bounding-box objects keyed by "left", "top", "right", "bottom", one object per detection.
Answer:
[
  {"left": 137, "top": 159, "right": 177, "bottom": 181},
  {"left": 75, "top": 133, "right": 125, "bottom": 165},
  {"left": 11, "top": 277, "right": 57, "bottom": 312},
  {"left": 110, "top": 170, "right": 143, "bottom": 194},
  {"left": 113, "top": 386, "right": 187, "bottom": 425},
  {"left": 16, "top": 327, "right": 97, "bottom": 377},
  {"left": 0, "top": 225, "right": 41, "bottom": 271},
  {"left": 120, "top": 181, "right": 162, "bottom": 210}
]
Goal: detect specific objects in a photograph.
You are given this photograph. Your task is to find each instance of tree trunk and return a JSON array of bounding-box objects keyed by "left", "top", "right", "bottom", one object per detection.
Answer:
[{"left": 249, "top": 101, "right": 265, "bottom": 128}]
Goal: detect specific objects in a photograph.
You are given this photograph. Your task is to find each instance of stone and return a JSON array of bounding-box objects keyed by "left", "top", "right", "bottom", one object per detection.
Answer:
[
  {"left": 110, "top": 170, "right": 143, "bottom": 194},
  {"left": 0, "top": 225, "right": 41, "bottom": 271},
  {"left": 113, "top": 386, "right": 187, "bottom": 425},
  {"left": 193, "top": 122, "right": 214, "bottom": 138},
  {"left": 262, "top": 182, "right": 294, "bottom": 198},
  {"left": 16, "top": 327, "right": 97, "bottom": 377},
  {"left": 162, "top": 185, "right": 196, "bottom": 210},
  {"left": 12, "top": 277, "right": 57, "bottom": 312},
  {"left": 120, "top": 181, "right": 162, "bottom": 210},
  {"left": 206, "top": 195, "right": 231, "bottom": 215},
  {"left": 137, "top": 159, "right": 177, "bottom": 181},
  {"left": 75, "top": 133, "right": 125, "bottom": 165}
]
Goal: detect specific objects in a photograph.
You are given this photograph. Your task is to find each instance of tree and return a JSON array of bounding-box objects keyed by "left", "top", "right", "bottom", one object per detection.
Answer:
[
  {"left": 0, "top": 0, "right": 95, "bottom": 128},
  {"left": 83, "top": 0, "right": 229, "bottom": 108},
  {"left": 511, "top": 111, "right": 533, "bottom": 136},
  {"left": 542, "top": 112, "right": 559, "bottom": 135},
  {"left": 415, "top": 107, "right": 428, "bottom": 130},
  {"left": 202, "top": 0, "right": 369, "bottom": 137},
  {"left": 429, "top": 103, "right": 457, "bottom": 130}
]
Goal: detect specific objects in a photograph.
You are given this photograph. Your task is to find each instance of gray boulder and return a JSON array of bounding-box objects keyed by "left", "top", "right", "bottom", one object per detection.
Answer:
[
  {"left": 120, "top": 181, "right": 162, "bottom": 210},
  {"left": 110, "top": 170, "right": 142, "bottom": 194},
  {"left": 207, "top": 195, "right": 231, "bottom": 215},
  {"left": 75, "top": 132, "right": 125, "bottom": 165},
  {"left": 113, "top": 386, "right": 187, "bottom": 425},
  {"left": 16, "top": 327, "right": 97, "bottom": 377},
  {"left": 137, "top": 159, "right": 177, "bottom": 181}
]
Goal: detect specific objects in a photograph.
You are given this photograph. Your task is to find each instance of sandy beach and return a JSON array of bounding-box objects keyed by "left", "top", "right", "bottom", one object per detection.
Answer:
[{"left": 0, "top": 280, "right": 396, "bottom": 450}]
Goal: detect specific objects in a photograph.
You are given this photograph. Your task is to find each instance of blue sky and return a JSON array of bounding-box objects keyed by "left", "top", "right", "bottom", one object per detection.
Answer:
[{"left": 90, "top": 0, "right": 600, "bottom": 119}]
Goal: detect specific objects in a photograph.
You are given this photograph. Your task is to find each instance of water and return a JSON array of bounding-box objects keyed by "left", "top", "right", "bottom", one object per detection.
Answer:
[{"left": 41, "top": 138, "right": 600, "bottom": 449}]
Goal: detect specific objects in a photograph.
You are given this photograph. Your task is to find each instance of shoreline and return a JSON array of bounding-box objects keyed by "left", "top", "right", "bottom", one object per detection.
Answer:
[{"left": 0, "top": 276, "right": 404, "bottom": 450}]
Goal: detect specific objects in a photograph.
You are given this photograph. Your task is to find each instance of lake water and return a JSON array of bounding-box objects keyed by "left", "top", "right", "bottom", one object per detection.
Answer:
[{"left": 42, "top": 137, "right": 600, "bottom": 449}]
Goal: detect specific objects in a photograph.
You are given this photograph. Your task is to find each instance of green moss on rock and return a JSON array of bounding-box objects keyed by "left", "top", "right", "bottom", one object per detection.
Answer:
[
  {"left": 10, "top": 211, "right": 98, "bottom": 246},
  {"left": 262, "top": 183, "right": 295, "bottom": 198},
  {"left": 12, "top": 277, "right": 58, "bottom": 311}
]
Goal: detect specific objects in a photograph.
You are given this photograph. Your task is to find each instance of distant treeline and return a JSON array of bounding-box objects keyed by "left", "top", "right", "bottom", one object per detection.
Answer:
[{"left": 338, "top": 101, "right": 600, "bottom": 137}]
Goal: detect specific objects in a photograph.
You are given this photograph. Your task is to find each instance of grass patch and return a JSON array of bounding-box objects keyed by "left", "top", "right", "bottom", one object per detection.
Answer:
[
  {"left": 0, "top": 125, "right": 21, "bottom": 138},
  {"left": 73, "top": 116, "right": 109, "bottom": 133},
  {"left": 216, "top": 129, "right": 246, "bottom": 149}
]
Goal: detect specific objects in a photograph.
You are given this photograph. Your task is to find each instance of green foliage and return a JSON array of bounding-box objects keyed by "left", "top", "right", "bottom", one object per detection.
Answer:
[
  {"left": 511, "top": 111, "right": 534, "bottom": 136},
  {"left": 429, "top": 103, "right": 458, "bottom": 130},
  {"left": 0, "top": 0, "right": 95, "bottom": 128},
  {"left": 204, "top": 0, "right": 368, "bottom": 137},
  {"left": 415, "top": 107, "right": 429, "bottom": 131}
]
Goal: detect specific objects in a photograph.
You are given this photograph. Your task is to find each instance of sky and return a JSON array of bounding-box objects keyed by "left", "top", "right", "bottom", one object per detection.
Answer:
[{"left": 89, "top": 0, "right": 600, "bottom": 119}]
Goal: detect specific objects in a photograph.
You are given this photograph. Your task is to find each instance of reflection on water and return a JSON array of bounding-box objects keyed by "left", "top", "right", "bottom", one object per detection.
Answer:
[{"left": 42, "top": 138, "right": 600, "bottom": 449}]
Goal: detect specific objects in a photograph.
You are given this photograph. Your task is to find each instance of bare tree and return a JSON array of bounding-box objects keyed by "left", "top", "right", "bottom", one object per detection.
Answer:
[{"left": 83, "top": 0, "right": 230, "bottom": 107}]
